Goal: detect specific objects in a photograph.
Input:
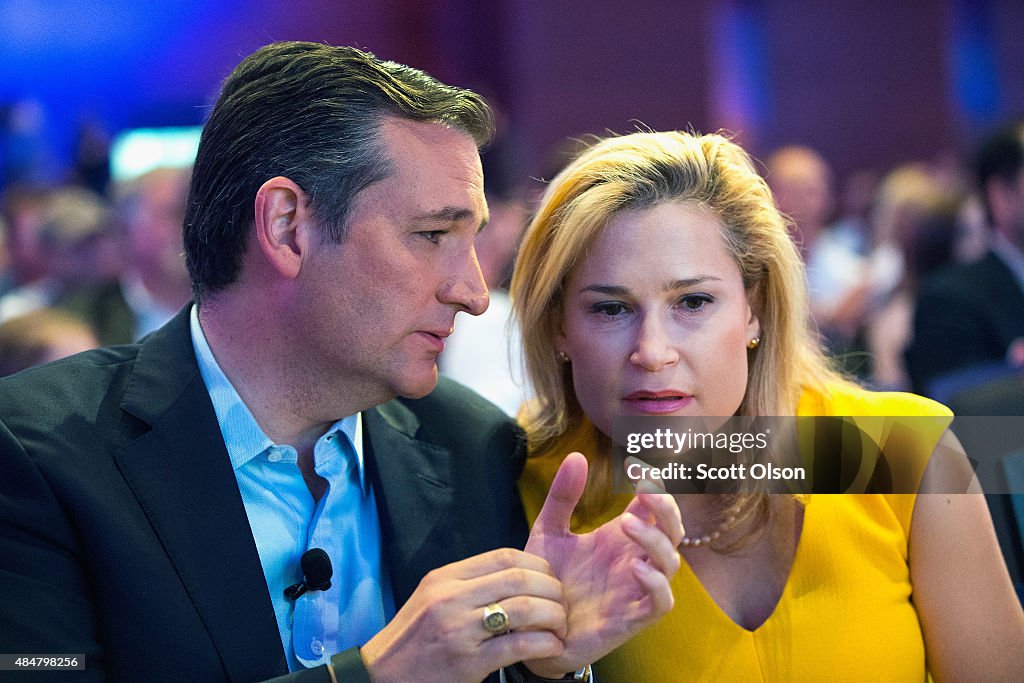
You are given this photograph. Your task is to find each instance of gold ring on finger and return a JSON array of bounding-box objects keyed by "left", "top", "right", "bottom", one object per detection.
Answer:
[{"left": 482, "top": 602, "right": 510, "bottom": 635}]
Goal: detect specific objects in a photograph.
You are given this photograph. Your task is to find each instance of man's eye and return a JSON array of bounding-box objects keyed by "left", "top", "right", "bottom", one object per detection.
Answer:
[{"left": 417, "top": 231, "right": 446, "bottom": 244}]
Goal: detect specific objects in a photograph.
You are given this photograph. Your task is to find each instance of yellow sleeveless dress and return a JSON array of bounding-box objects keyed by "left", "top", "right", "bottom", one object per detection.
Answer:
[{"left": 518, "top": 384, "right": 952, "bottom": 682}]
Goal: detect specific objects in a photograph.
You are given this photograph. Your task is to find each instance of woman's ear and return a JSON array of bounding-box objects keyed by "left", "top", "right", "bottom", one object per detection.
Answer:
[
  {"left": 550, "top": 302, "right": 569, "bottom": 359},
  {"left": 747, "top": 311, "right": 762, "bottom": 346},
  {"left": 253, "top": 176, "right": 313, "bottom": 280},
  {"left": 745, "top": 283, "right": 763, "bottom": 344}
]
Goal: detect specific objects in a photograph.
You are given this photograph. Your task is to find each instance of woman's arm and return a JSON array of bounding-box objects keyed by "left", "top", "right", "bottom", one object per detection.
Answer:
[{"left": 910, "top": 430, "right": 1024, "bottom": 681}]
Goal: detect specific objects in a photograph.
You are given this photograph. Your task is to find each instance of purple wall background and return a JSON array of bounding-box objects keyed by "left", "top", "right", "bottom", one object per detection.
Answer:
[{"left": 2, "top": 0, "right": 1022, "bottom": 193}]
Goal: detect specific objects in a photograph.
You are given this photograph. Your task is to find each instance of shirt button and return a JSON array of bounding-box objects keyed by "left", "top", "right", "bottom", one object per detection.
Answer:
[
  {"left": 267, "top": 450, "right": 282, "bottom": 463},
  {"left": 310, "top": 639, "right": 324, "bottom": 656}
]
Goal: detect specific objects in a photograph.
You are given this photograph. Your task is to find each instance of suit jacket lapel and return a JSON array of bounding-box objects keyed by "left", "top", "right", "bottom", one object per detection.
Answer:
[
  {"left": 113, "top": 308, "right": 287, "bottom": 681},
  {"left": 363, "top": 402, "right": 457, "bottom": 608}
]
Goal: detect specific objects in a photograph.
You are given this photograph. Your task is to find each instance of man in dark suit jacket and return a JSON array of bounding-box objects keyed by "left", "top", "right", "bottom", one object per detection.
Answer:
[
  {"left": 908, "top": 122, "right": 1024, "bottom": 395},
  {"left": 0, "top": 310, "right": 529, "bottom": 681},
  {"left": 0, "top": 43, "right": 682, "bottom": 682},
  {"left": 908, "top": 250, "right": 1024, "bottom": 394}
]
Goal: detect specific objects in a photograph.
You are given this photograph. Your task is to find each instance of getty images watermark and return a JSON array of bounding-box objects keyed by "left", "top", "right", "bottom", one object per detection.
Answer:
[
  {"left": 611, "top": 415, "right": 1024, "bottom": 496},
  {"left": 624, "top": 426, "right": 802, "bottom": 483}
]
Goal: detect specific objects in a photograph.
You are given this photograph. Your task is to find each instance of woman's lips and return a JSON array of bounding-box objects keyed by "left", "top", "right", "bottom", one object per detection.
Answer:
[{"left": 622, "top": 391, "right": 694, "bottom": 414}]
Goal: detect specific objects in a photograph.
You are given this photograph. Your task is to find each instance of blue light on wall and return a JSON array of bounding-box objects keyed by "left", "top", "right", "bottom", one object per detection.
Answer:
[{"left": 949, "top": 0, "right": 1001, "bottom": 127}]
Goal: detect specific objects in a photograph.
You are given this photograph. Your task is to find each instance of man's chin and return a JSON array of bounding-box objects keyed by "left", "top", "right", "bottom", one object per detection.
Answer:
[{"left": 394, "top": 367, "right": 440, "bottom": 400}]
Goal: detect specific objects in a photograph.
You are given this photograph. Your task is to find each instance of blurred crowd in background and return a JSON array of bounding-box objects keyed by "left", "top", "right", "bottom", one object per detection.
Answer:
[
  {"left": 2, "top": 1, "right": 1023, "bottom": 415},
  {"left": 1, "top": 110, "right": 1023, "bottom": 420},
  {"left": 0, "top": 153, "right": 192, "bottom": 377}
]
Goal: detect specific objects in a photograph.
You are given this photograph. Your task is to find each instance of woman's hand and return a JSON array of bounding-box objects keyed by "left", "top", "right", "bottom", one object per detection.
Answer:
[{"left": 522, "top": 452, "right": 683, "bottom": 678}]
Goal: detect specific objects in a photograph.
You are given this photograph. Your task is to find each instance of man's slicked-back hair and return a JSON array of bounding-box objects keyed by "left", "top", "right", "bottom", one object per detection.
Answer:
[{"left": 184, "top": 41, "right": 494, "bottom": 301}]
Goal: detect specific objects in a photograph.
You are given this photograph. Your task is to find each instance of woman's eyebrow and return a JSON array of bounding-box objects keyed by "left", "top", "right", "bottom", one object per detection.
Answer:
[
  {"left": 579, "top": 284, "right": 630, "bottom": 296},
  {"left": 579, "top": 276, "right": 722, "bottom": 297},
  {"left": 665, "top": 276, "right": 721, "bottom": 291}
]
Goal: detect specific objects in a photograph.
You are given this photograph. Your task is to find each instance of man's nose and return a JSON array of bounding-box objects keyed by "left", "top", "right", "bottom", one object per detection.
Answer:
[{"left": 440, "top": 247, "right": 489, "bottom": 316}]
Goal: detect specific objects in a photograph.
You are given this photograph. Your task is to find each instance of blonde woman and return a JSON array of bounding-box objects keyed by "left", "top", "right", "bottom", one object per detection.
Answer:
[{"left": 511, "top": 130, "right": 1024, "bottom": 680}]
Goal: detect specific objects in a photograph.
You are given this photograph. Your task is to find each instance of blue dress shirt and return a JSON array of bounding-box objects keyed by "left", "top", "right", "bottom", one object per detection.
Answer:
[{"left": 190, "top": 305, "right": 394, "bottom": 671}]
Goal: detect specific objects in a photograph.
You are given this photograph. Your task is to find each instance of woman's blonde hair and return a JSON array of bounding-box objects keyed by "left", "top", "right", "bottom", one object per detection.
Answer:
[{"left": 511, "top": 130, "right": 842, "bottom": 532}]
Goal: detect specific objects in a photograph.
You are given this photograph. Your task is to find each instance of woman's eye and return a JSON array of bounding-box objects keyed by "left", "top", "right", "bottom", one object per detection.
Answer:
[
  {"left": 593, "top": 302, "right": 629, "bottom": 316},
  {"left": 678, "top": 294, "right": 713, "bottom": 311}
]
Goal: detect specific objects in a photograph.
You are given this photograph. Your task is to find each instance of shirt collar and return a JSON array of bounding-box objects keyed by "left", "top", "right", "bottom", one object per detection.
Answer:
[{"left": 189, "top": 304, "right": 366, "bottom": 491}]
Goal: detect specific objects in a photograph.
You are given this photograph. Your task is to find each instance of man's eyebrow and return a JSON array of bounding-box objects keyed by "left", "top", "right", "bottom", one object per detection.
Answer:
[
  {"left": 411, "top": 206, "right": 489, "bottom": 234},
  {"left": 579, "top": 276, "right": 721, "bottom": 296}
]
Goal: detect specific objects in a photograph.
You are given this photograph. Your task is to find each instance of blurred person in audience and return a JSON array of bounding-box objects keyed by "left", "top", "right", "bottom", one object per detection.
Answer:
[
  {"left": 907, "top": 121, "right": 1024, "bottom": 395},
  {"left": 512, "top": 130, "right": 1024, "bottom": 680},
  {"left": 830, "top": 169, "right": 878, "bottom": 257},
  {"left": 0, "top": 98, "right": 53, "bottom": 186},
  {"left": 71, "top": 119, "right": 112, "bottom": 197},
  {"left": 0, "top": 215, "right": 7, "bottom": 281},
  {"left": 0, "top": 185, "right": 115, "bottom": 323},
  {"left": 867, "top": 164, "right": 946, "bottom": 300},
  {"left": 765, "top": 146, "right": 869, "bottom": 355},
  {"left": 0, "top": 42, "right": 683, "bottom": 683},
  {"left": 0, "top": 308, "right": 98, "bottom": 377},
  {"left": 955, "top": 192, "right": 990, "bottom": 264},
  {"left": 0, "top": 184, "right": 51, "bottom": 297},
  {"left": 62, "top": 166, "right": 192, "bottom": 345},
  {"left": 861, "top": 165, "right": 948, "bottom": 390},
  {"left": 440, "top": 192, "right": 531, "bottom": 416}
]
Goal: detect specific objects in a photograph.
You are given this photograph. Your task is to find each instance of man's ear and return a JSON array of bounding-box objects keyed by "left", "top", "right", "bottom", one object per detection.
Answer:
[{"left": 253, "top": 176, "right": 313, "bottom": 280}]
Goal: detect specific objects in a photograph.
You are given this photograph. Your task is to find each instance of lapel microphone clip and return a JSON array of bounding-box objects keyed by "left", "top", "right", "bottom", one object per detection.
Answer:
[{"left": 284, "top": 548, "right": 333, "bottom": 600}]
